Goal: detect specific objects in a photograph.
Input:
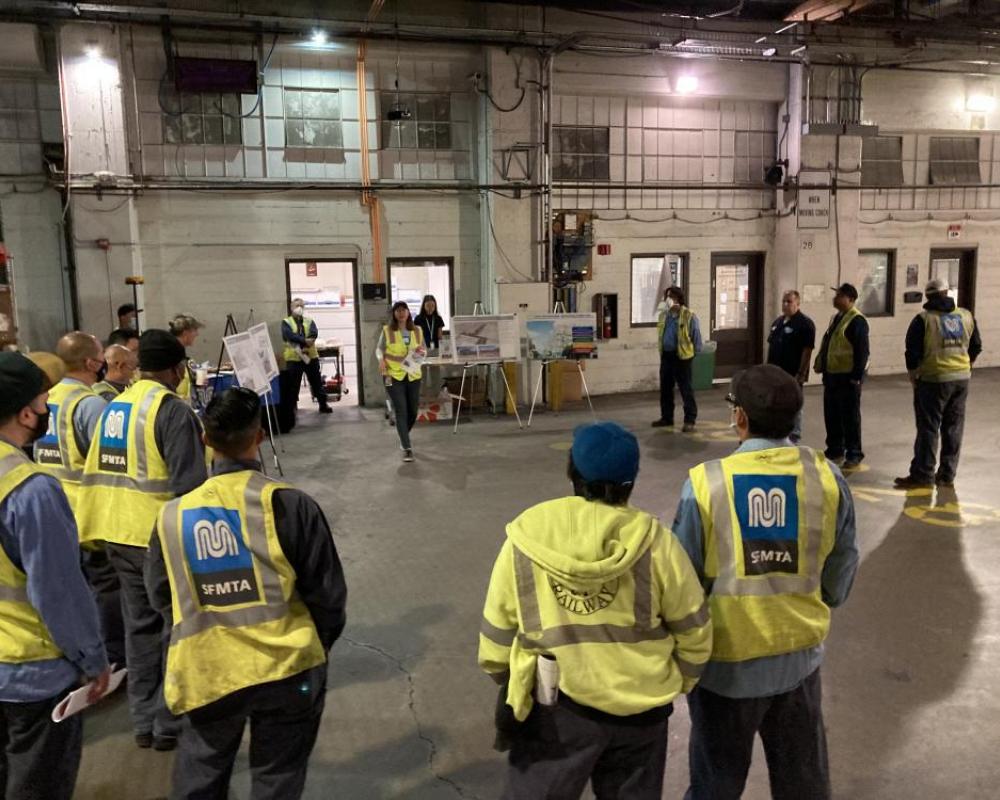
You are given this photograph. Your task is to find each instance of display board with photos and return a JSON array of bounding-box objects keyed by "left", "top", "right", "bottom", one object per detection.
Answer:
[{"left": 526, "top": 313, "right": 598, "bottom": 360}]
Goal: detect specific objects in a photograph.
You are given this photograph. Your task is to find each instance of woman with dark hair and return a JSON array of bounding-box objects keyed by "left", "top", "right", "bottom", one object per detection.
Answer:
[
  {"left": 375, "top": 302, "right": 426, "bottom": 462},
  {"left": 652, "top": 286, "right": 703, "bottom": 432},
  {"left": 414, "top": 295, "right": 445, "bottom": 350}
]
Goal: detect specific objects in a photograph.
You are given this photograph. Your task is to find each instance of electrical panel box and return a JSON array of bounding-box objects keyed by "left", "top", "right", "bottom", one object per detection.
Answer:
[{"left": 552, "top": 210, "right": 594, "bottom": 284}]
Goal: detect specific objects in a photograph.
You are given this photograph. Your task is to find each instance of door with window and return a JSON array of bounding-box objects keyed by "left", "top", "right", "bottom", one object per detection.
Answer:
[
  {"left": 711, "top": 253, "right": 765, "bottom": 378},
  {"left": 929, "top": 249, "right": 976, "bottom": 312}
]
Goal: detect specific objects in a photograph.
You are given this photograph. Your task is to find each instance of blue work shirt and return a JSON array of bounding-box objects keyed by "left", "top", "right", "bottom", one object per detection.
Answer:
[
  {"left": 0, "top": 440, "right": 108, "bottom": 702},
  {"left": 670, "top": 437, "right": 859, "bottom": 698},
  {"left": 64, "top": 377, "right": 107, "bottom": 455},
  {"left": 661, "top": 309, "right": 703, "bottom": 356}
]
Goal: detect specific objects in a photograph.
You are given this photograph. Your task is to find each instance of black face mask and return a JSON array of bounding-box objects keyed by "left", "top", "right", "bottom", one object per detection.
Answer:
[
  {"left": 25, "top": 407, "right": 51, "bottom": 444},
  {"left": 96, "top": 363, "right": 108, "bottom": 382}
]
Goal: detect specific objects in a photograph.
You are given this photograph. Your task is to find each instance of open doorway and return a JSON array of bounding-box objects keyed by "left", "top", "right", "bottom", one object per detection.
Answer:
[
  {"left": 387, "top": 257, "right": 454, "bottom": 327},
  {"left": 285, "top": 259, "right": 361, "bottom": 407},
  {"left": 929, "top": 248, "right": 976, "bottom": 312},
  {"left": 710, "top": 252, "right": 765, "bottom": 378}
]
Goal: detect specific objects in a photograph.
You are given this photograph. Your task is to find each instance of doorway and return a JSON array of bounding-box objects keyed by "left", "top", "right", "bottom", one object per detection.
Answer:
[
  {"left": 929, "top": 248, "right": 977, "bottom": 312},
  {"left": 387, "top": 257, "right": 455, "bottom": 328},
  {"left": 711, "top": 252, "right": 765, "bottom": 378},
  {"left": 285, "top": 259, "right": 361, "bottom": 406}
]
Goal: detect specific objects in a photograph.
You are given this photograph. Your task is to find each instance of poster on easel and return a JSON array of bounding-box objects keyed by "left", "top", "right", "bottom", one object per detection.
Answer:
[
  {"left": 526, "top": 313, "right": 598, "bottom": 360},
  {"left": 449, "top": 314, "right": 519, "bottom": 362},
  {"left": 223, "top": 331, "right": 271, "bottom": 396},
  {"left": 248, "top": 322, "right": 280, "bottom": 381}
]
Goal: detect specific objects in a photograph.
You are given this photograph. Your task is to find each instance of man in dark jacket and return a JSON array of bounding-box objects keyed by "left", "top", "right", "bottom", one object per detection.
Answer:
[{"left": 894, "top": 278, "right": 982, "bottom": 489}]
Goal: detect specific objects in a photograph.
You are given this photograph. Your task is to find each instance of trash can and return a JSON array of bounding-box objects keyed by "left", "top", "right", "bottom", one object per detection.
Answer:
[{"left": 692, "top": 341, "right": 717, "bottom": 390}]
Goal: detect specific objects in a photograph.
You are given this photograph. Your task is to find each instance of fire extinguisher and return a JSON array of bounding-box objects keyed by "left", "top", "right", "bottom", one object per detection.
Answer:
[{"left": 603, "top": 303, "right": 612, "bottom": 339}]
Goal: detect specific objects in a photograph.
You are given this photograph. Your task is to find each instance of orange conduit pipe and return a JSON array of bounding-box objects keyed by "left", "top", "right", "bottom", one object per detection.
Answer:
[{"left": 356, "top": 40, "right": 384, "bottom": 284}]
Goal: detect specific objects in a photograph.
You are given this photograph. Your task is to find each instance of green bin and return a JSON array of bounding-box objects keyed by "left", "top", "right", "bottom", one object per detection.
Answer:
[{"left": 692, "top": 341, "right": 717, "bottom": 390}]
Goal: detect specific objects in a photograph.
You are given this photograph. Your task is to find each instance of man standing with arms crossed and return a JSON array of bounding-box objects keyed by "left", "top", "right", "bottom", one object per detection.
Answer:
[
  {"left": 77, "top": 330, "right": 208, "bottom": 751},
  {"left": 766, "top": 290, "right": 815, "bottom": 443}
]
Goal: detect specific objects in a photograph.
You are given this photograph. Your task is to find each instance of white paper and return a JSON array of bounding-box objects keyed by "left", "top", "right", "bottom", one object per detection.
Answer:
[
  {"left": 223, "top": 331, "right": 270, "bottom": 396},
  {"left": 449, "top": 314, "right": 519, "bottom": 363},
  {"left": 51, "top": 667, "right": 127, "bottom": 722},
  {"left": 248, "top": 323, "right": 280, "bottom": 382},
  {"left": 535, "top": 656, "right": 559, "bottom": 706}
]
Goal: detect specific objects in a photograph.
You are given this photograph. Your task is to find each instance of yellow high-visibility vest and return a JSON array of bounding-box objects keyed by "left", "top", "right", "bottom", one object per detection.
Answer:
[
  {"left": 688, "top": 445, "right": 839, "bottom": 662},
  {"left": 283, "top": 316, "right": 320, "bottom": 363},
  {"left": 478, "top": 497, "right": 712, "bottom": 721},
  {"left": 656, "top": 306, "right": 696, "bottom": 359},
  {"left": 382, "top": 325, "right": 424, "bottom": 381},
  {"left": 156, "top": 470, "right": 325, "bottom": 714},
  {"left": 92, "top": 380, "right": 124, "bottom": 399},
  {"left": 918, "top": 308, "right": 974, "bottom": 382},
  {"left": 824, "top": 306, "right": 865, "bottom": 374},
  {"left": 33, "top": 380, "right": 100, "bottom": 513},
  {"left": 0, "top": 441, "right": 64, "bottom": 663},
  {"left": 76, "top": 379, "right": 175, "bottom": 548}
]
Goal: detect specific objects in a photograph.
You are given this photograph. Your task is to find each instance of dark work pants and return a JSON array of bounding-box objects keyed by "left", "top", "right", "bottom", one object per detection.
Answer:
[
  {"left": 387, "top": 377, "right": 421, "bottom": 450},
  {"left": 287, "top": 359, "right": 329, "bottom": 410},
  {"left": 81, "top": 547, "right": 126, "bottom": 666},
  {"left": 106, "top": 543, "right": 176, "bottom": 739},
  {"left": 909, "top": 379, "right": 969, "bottom": 482},
  {"left": 822, "top": 374, "right": 863, "bottom": 462},
  {"left": 659, "top": 352, "right": 697, "bottom": 425},
  {"left": 685, "top": 668, "right": 830, "bottom": 800},
  {"left": 0, "top": 694, "right": 83, "bottom": 800},
  {"left": 170, "top": 665, "right": 327, "bottom": 800},
  {"left": 504, "top": 697, "right": 671, "bottom": 800}
]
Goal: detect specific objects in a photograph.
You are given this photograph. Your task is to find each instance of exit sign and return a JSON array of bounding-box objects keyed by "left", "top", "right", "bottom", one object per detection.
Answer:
[
  {"left": 947, "top": 224, "right": 962, "bottom": 240},
  {"left": 597, "top": 244, "right": 611, "bottom": 255}
]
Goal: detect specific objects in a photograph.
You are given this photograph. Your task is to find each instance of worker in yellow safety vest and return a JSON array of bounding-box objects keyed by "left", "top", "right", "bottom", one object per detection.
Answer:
[
  {"left": 479, "top": 421, "right": 712, "bottom": 799},
  {"left": 895, "top": 277, "right": 983, "bottom": 489},
  {"left": 813, "top": 283, "right": 870, "bottom": 469},
  {"left": 652, "top": 285, "right": 703, "bottom": 433},
  {"left": 146, "top": 386, "right": 346, "bottom": 799},
  {"left": 670, "top": 364, "right": 859, "bottom": 800},
  {"left": 92, "top": 344, "right": 138, "bottom": 400},
  {"left": 77, "top": 329, "right": 208, "bottom": 751},
  {"left": 168, "top": 313, "right": 204, "bottom": 408},
  {"left": 375, "top": 301, "right": 426, "bottom": 463},
  {"left": 0, "top": 352, "right": 111, "bottom": 800},
  {"left": 281, "top": 298, "right": 332, "bottom": 416}
]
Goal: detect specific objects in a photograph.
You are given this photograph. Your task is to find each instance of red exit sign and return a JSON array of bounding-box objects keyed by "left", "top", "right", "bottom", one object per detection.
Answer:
[{"left": 597, "top": 244, "right": 611, "bottom": 256}]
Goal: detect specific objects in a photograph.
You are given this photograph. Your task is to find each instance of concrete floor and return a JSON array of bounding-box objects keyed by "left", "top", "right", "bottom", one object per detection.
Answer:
[{"left": 75, "top": 370, "right": 1000, "bottom": 800}]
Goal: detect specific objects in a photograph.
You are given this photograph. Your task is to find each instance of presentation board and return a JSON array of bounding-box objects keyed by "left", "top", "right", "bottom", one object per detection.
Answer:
[
  {"left": 449, "top": 314, "right": 519, "bottom": 362},
  {"left": 248, "top": 322, "right": 280, "bottom": 381},
  {"left": 223, "top": 331, "right": 271, "bottom": 395},
  {"left": 526, "top": 313, "right": 598, "bottom": 360}
]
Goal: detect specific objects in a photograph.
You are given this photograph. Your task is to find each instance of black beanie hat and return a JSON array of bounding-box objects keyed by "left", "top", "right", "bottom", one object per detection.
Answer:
[
  {"left": 0, "top": 352, "right": 46, "bottom": 418},
  {"left": 139, "top": 329, "right": 187, "bottom": 372}
]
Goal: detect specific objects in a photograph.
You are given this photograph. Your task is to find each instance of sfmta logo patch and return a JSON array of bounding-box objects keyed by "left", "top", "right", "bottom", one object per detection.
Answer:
[
  {"left": 35, "top": 403, "right": 62, "bottom": 465},
  {"left": 732, "top": 475, "right": 799, "bottom": 575},
  {"left": 98, "top": 402, "right": 131, "bottom": 474},
  {"left": 939, "top": 314, "right": 964, "bottom": 347},
  {"left": 182, "top": 507, "right": 260, "bottom": 607}
]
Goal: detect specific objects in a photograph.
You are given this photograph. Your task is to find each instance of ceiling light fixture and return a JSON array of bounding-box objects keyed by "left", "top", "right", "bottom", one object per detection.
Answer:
[
  {"left": 763, "top": 47, "right": 777, "bottom": 57},
  {"left": 755, "top": 36, "right": 768, "bottom": 44},
  {"left": 790, "top": 45, "right": 807, "bottom": 56},
  {"left": 775, "top": 22, "right": 798, "bottom": 34},
  {"left": 966, "top": 82, "right": 996, "bottom": 113},
  {"left": 310, "top": 30, "right": 328, "bottom": 45},
  {"left": 675, "top": 75, "right": 698, "bottom": 94},
  {"left": 85, "top": 45, "right": 102, "bottom": 60}
]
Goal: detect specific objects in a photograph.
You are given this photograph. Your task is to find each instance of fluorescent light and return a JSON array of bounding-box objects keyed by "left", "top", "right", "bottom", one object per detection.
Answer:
[
  {"left": 790, "top": 45, "right": 807, "bottom": 56},
  {"left": 775, "top": 22, "right": 797, "bottom": 34},
  {"left": 755, "top": 36, "right": 768, "bottom": 44},
  {"left": 310, "top": 30, "right": 328, "bottom": 45},
  {"left": 675, "top": 75, "right": 698, "bottom": 94},
  {"left": 763, "top": 47, "right": 777, "bottom": 57},
  {"left": 85, "top": 46, "right": 102, "bottom": 60},
  {"left": 966, "top": 92, "right": 996, "bottom": 112}
]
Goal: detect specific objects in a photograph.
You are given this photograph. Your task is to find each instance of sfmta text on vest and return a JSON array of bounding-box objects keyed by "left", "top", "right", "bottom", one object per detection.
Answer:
[
  {"left": 750, "top": 549, "right": 793, "bottom": 564},
  {"left": 201, "top": 579, "right": 253, "bottom": 596}
]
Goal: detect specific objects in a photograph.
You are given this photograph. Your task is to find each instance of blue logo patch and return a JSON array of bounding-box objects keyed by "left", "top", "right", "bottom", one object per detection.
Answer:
[
  {"left": 733, "top": 474, "right": 799, "bottom": 541},
  {"left": 181, "top": 507, "right": 251, "bottom": 574},
  {"left": 39, "top": 403, "right": 58, "bottom": 444},
  {"left": 99, "top": 402, "right": 132, "bottom": 448},
  {"left": 939, "top": 313, "right": 964, "bottom": 344}
]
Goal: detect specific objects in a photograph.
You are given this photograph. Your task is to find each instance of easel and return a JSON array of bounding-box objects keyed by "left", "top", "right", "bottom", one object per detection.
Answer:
[
  {"left": 124, "top": 276, "right": 143, "bottom": 334},
  {"left": 215, "top": 312, "right": 284, "bottom": 476},
  {"left": 451, "top": 300, "right": 523, "bottom": 434},
  {"left": 526, "top": 302, "right": 596, "bottom": 427}
]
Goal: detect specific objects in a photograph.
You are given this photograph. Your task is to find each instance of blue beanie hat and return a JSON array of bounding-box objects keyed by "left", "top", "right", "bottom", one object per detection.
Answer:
[{"left": 571, "top": 421, "right": 640, "bottom": 485}]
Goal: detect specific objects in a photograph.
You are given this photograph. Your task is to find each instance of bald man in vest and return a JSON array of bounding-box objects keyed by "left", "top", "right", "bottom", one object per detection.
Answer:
[{"left": 93, "top": 344, "right": 138, "bottom": 401}]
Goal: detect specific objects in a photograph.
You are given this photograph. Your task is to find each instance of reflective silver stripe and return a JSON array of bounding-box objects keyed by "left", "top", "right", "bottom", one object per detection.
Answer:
[
  {"left": 632, "top": 539, "right": 653, "bottom": 628},
  {"left": 79, "top": 473, "right": 173, "bottom": 493},
  {"left": 480, "top": 618, "right": 517, "bottom": 647},
  {"left": 518, "top": 622, "right": 671, "bottom": 649},
  {"left": 0, "top": 452, "right": 27, "bottom": 477},
  {"left": 666, "top": 600, "right": 710, "bottom": 634},
  {"left": 675, "top": 656, "right": 706, "bottom": 679},
  {"left": 513, "top": 548, "right": 542, "bottom": 634},
  {"left": 58, "top": 386, "right": 89, "bottom": 471},
  {"left": 383, "top": 353, "right": 406, "bottom": 363},
  {"left": 163, "top": 472, "right": 291, "bottom": 645},
  {"left": 0, "top": 584, "right": 28, "bottom": 602},
  {"left": 134, "top": 385, "right": 167, "bottom": 479},
  {"left": 709, "top": 452, "right": 823, "bottom": 597}
]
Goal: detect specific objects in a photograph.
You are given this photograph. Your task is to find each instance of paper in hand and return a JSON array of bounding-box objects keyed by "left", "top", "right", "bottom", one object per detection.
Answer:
[{"left": 51, "top": 667, "right": 127, "bottom": 723}]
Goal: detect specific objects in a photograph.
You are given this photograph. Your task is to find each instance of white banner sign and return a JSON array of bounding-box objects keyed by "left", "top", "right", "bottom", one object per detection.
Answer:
[
  {"left": 223, "top": 331, "right": 271, "bottom": 396},
  {"left": 248, "top": 323, "right": 280, "bottom": 382},
  {"left": 450, "top": 314, "right": 519, "bottom": 362}
]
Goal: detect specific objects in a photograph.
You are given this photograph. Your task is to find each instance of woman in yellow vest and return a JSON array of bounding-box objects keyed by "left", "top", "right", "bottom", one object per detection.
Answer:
[{"left": 376, "top": 302, "right": 426, "bottom": 463}]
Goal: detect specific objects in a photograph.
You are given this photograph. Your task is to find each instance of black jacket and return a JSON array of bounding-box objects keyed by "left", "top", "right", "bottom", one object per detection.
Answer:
[
  {"left": 904, "top": 295, "right": 982, "bottom": 372},
  {"left": 414, "top": 312, "right": 445, "bottom": 348}
]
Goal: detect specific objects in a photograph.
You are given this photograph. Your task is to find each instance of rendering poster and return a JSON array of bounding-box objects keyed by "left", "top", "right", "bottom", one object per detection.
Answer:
[
  {"left": 223, "top": 331, "right": 270, "bottom": 395},
  {"left": 526, "top": 313, "right": 598, "bottom": 360},
  {"left": 450, "top": 314, "right": 519, "bottom": 362},
  {"left": 248, "top": 322, "right": 280, "bottom": 381}
]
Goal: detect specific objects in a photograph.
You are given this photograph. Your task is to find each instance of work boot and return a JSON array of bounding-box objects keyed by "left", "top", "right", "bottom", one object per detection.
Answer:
[
  {"left": 319, "top": 405, "right": 333, "bottom": 414},
  {"left": 682, "top": 422, "right": 696, "bottom": 433},
  {"left": 935, "top": 475, "right": 955, "bottom": 488},
  {"left": 893, "top": 474, "right": 933, "bottom": 489},
  {"left": 651, "top": 419, "right": 674, "bottom": 428},
  {"left": 403, "top": 449, "right": 414, "bottom": 463},
  {"left": 135, "top": 733, "right": 153, "bottom": 749},
  {"left": 153, "top": 735, "right": 177, "bottom": 752}
]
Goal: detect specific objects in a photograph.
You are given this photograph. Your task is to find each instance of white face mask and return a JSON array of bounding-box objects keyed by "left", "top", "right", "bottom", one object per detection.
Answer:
[{"left": 292, "top": 307, "right": 304, "bottom": 318}]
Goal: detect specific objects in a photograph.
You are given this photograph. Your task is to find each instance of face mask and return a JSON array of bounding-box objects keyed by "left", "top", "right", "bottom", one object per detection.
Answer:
[
  {"left": 292, "top": 307, "right": 304, "bottom": 318},
  {"left": 665, "top": 298, "right": 676, "bottom": 309},
  {"left": 24, "top": 407, "right": 51, "bottom": 444},
  {"left": 96, "top": 363, "right": 108, "bottom": 382}
]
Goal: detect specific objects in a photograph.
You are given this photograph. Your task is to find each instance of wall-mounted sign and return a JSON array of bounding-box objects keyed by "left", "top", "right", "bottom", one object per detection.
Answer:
[
  {"left": 947, "top": 224, "right": 962, "bottom": 240},
  {"left": 906, "top": 263, "right": 919, "bottom": 287},
  {"left": 797, "top": 171, "right": 831, "bottom": 230},
  {"left": 306, "top": 261, "right": 318, "bottom": 277}
]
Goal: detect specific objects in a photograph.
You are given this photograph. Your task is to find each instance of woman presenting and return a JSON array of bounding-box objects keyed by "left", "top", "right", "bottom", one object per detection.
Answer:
[{"left": 376, "top": 302, "right": 426, "bottom": 462}]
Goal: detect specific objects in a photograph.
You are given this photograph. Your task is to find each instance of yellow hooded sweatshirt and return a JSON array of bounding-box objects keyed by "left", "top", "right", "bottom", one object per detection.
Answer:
[{"left": 478, "top": 496, "right": 712, "bottom": 721}]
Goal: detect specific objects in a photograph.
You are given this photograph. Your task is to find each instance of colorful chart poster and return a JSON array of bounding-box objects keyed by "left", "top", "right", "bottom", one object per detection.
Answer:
[{"left": 526, "top": 313, "right": 598, "bottom": 360}]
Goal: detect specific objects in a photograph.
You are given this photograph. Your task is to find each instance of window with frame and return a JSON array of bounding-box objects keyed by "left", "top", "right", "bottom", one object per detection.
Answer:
[
  {"left": 162, "top": 92, "right": 242, "bottom": 146},
  {"left": 630, "top": 253, "right": 687, "bottom": 326},
  {"left": 862, "top": 136, "right": 904, "bottom": 186},
  {"left": 284, "top": 88, "right": 342, "bottom": 148},
  {"left": 554, "top": 126, "right": 610, "bottom": 181},
  {"left": 929, "top": 137, "right": 980, "bottom": 185},
  {"left": 380, "top": 93, "right": 452, "bottom": 150},
  {"left": 856, "top": 250, "right": 895, "bottom": 317}
]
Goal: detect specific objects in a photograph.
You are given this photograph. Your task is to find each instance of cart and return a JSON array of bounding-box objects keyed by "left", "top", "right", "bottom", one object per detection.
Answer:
[{"left": 316, "top": 344, "right": 348, "bottom": 402}]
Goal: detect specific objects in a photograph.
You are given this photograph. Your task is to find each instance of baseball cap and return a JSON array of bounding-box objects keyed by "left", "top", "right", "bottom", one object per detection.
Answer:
[
  {"left": 571, "top": 421, "right": 640, "bottom": 485},
  {"left": 925, "top": 277, "right": 949, "bottom": 294},
  {"left": 730, "top": 365, "right": 802, "bottom": 435},
  {"left": 139, "top": 329, "right": 187, "bottom": 371},
  {"left": 831, "top": 283, "right": 859, "bottom": 301},
  {"left": 0, "top": 352, "right": 47, "bottom": 417}
]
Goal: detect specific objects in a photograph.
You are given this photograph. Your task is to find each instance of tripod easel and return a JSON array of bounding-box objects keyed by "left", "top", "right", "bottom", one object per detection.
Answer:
[{"left": 526, "top": 302, "right": 596, "bottom": 427}]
